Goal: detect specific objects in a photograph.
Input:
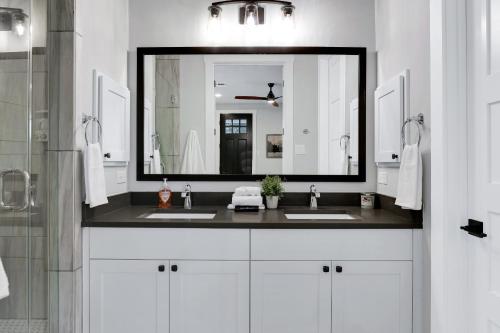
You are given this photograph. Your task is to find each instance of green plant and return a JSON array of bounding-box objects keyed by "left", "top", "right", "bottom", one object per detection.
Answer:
[{"left": 261, "top": 175, "right": 284, "bottom": 197}]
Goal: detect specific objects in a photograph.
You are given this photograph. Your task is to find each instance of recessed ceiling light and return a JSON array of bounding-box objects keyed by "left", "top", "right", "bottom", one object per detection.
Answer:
[{"left": 215, "top": 93, "right": 223, "bottom": 98}]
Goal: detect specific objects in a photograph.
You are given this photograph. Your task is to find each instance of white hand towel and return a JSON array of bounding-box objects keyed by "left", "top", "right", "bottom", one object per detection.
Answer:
[
  {"left": 395, "top": 144, "right": 422, "bottom": 210},
  {"left": 339, "top": 146, "right": 349, "bottom": 175},
  {"left": 232, "top": 195, "right": 263, "bottom": 207},
  {"left": 151, "top": 149, "right": 162, "bottom": 174},
  {"left": 180, "top": 130, "right": 206, "bottom": 174},
  {"left": 234, "top": 186, "right": 262, "bottom": 196},
  {"left": 0, "top": 258, "right": 9, "bottom": 300},
  {"left": 84, "top": 143, "right": 108, "bottom": 208}
]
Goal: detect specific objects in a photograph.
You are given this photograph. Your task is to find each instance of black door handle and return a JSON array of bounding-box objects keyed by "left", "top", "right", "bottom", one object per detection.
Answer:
[
  {"left": 336, "top": 266, "right": 343, "bottom": 273},
  {"left": 392, "top": 153, "right": 399, "bottom": 160},
  {"left": 323, "top": 266, "right": 330, "bottom": 273},
  {"left": 158, "top": 265, "right": 165, "bottom": 272},
  {"left": 460, "top": 219, "right": 487, "bottom": 238},
  {"left": 104, "top": 153, "right": 111, "bottom": 158},
  {"left": 171, "top": 264, "right": 178, "bottom": 272}
]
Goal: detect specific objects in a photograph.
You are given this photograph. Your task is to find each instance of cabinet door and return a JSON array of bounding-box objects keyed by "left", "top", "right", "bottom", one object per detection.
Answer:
[
  {"left": 170, "top": 261, "right": 249, "bottom": 333},
  {"left": 374, "top": 75, "right": 404, "bottom": 163},
  {"left": 90, "top": 260, "right": 169, "bottom": 333},
  {"left": 332, "top": 261, "right": 412, "bottom": 333},
  {"left": 251, "top": 261, "right": 331, "bottom": 333}
]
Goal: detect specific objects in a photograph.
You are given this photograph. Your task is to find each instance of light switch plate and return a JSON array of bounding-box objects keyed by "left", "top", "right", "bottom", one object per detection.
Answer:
[
  {"left": 295, "top": 144, "right": 306, "bottom": 155},
  {"left": 378, "top": 171, "right": 388, "bottom": 185},
  {"left": 116, "top": 169, "right": 127, "bottom": 184}
]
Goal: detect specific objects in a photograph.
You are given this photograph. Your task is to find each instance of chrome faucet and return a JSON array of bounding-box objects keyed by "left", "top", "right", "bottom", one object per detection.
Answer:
[
  {"left": 309, "top": 184, "right": 320, "bottom": 209},
  {"left": 182, "top": 184, "right": 192, "bottom": 209}
]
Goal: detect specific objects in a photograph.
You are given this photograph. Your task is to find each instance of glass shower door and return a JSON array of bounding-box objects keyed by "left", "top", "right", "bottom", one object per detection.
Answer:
[{"left": 0, "top": 0, "right": 51, "bottom": 332}]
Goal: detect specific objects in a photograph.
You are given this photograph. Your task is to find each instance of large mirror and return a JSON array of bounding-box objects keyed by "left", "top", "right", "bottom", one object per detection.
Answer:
[{"left": 137, "top": 47, "right": 366, "bottom": 181}]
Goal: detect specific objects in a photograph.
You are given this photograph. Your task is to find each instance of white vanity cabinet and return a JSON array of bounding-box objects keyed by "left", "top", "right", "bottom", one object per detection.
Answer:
[
  {"left": 89, "top": 260, "right": 170, "bottom": 333},
  {"left": 84, "top": 228, "right": 419, "bottom": 333},
  {"left": 170, "top": 261, "right": 249, "bottom": 333},
  {"left": 251, "top": 261, "right": 332, "bottom": 333}
]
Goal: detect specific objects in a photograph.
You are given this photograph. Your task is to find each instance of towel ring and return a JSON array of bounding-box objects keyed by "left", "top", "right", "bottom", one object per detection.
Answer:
[
  {"left": 340, "top": 135, "right": 350, "bottom": 149},
  {"left": 83, "top": 115, "right": 103, "bottom": 146},
  {"left": 401, "top": 113, "right": 424, "bottom": 147}
]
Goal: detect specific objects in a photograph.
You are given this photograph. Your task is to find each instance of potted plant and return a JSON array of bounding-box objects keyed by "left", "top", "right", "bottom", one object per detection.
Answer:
[{"left": 261, "top": 175, "right": 284, "bottom": 209}]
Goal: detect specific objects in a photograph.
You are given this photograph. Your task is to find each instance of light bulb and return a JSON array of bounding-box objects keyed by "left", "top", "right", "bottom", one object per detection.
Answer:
[
  {"left": 14, "top": 22, "right": 25, "bottom": 36},
  {"left": 247, "top": 12, "right": 256, "bottom": 25},
  {"left": 215, "top": 93, "right": 222, "bottom": 98}
]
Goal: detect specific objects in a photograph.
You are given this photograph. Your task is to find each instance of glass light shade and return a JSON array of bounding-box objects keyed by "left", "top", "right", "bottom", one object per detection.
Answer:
[
  {"left": 281, "top": 5, "right": 295, "bottom": 28},
  {"left": 245, "top": 3, "right": 259, "bottom": 25}
]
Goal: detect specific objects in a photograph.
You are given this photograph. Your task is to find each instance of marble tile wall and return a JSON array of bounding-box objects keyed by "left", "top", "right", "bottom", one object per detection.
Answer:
[
  {"left": 155, "top": 57, "right": 181, "bottom": 173},
  {"left": 47, "top": 0, "right": 82, "bottom": 332}
]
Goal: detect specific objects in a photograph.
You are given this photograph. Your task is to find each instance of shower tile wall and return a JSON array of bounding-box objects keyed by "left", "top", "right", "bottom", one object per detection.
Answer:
[
  {"left": 155, "top": 55, "right": 180, "bottom": 173},
  {"left": 0, "top": 50, "right": 48, "bottom": 322}
]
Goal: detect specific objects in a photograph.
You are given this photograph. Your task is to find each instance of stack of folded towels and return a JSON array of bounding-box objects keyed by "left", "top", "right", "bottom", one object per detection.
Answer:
[{"left": 228, "top": 186, "right": 265, "bottom": 209}]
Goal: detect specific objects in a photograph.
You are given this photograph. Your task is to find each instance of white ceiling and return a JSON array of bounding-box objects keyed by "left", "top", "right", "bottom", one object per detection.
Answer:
[{"left": 214, "top": 64, "right": 283, "bottom": 108}]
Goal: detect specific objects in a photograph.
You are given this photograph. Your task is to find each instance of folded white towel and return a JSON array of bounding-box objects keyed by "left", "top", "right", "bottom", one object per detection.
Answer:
[
  {"left": 395, "top": 144, "right": 422, "bottom": 210},
  {"left": 234, "top": 186, "right": 261, "bottom": 197},
  {"left": 0, "top": 258, "right": 9, "bottom": 300},
  {"left": 339, "top": 146, "right": 349, "bottom": 175},
  {"left": 180, "top": 130, "right": 206, "bottom": 174},
  {"left": 232, "top": 195, "right": 263, "bottom": 207},
  {"left": 84, "top": 143, "right": 108, "bottom": 208},
  {"left": 227, "top": 204, "right": 266, "bottom": 210},
  {"left": 151, "top": 149, "right": 162, "bottom": 174}
]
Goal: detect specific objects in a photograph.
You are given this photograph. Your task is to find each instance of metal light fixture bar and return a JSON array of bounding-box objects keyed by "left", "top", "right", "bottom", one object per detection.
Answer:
[{"left": 208, "top": 0, "right": 295, "bottom": 25}]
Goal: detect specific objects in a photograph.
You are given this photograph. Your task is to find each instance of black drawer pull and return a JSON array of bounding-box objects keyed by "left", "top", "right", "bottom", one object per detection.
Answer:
[
  {"left": 336, "top": 266, "right": 343, "bottom": 273},
  {"left": 158, "top": 265, "right": 165, "bottom": 272},
  {"left": 104, "top": 153, "right": 111, "bottom": 158},
  {"left": 323, "top": 266, "right": 330, "bottom": 273},
  {"left": 392, "top": 153, "right": 399, "bottom": 160},
  {"left": 171, "top": 264, "right": 178, "bottom": 272}
]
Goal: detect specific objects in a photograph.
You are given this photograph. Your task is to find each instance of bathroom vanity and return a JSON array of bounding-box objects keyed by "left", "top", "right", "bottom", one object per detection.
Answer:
[{"left": 82, "top": 201, "right": 422, "bottom": 333}]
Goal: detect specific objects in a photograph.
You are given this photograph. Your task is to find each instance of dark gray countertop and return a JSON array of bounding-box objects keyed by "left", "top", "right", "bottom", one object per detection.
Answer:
[{"left": 82, "top": 205, "right": 422, "bottom": 229}]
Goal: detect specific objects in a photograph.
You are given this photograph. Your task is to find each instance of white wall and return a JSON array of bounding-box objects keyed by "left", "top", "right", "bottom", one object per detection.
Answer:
[
  {"left": 374, "top": 1, "right": 431, "bottom": 332},
  {"left": 76, "top": 0, "right": 129, "bottom": 196},
  {"left": 128, "top": 0, "right": 377, "bottom": 192}
]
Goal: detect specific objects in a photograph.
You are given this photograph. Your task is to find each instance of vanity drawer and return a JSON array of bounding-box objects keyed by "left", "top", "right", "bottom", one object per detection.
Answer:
[
  {"left": 89, "top": 228, "right": 250, "bottom": 260},
  {"left": 251, "top": 229, "right": 413, "bottom": 261}
]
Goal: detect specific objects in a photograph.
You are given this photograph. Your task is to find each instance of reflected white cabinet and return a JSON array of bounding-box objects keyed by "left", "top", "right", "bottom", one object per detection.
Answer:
[
  {"left": 89, "top": 260, "right": 169, "bottom": 333},
  {"left": 170, "top": 261, "right": 249, "bottom": 333},
  {"left": 375, "top": 75, "right": 404, "bottom": 163},
  {"left": 332, "top": 261, "right": 412, "bottom": 333},
  {"left": 251, "top": 261, "right": 331, "bottom": 333}
]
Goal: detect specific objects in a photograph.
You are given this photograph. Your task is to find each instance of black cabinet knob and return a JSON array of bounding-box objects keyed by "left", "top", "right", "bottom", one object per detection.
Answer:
[
  {"left": 104, "top": 153, "right": 111, "bottom": 158},
  {"left": 392, "top": 153, "right": 399, "bottom": 160},
  {"left": 323, "top": 266, "right": 330, "bottom": 273},
  {"left": 158, "top": 265, "right": 165, "bottom": 272},
  {"left": 336, "top": 266, "right": 343, "bottom": 273},
  {"left": 171, "top": 264, "right": 178, "bottom": 272}
]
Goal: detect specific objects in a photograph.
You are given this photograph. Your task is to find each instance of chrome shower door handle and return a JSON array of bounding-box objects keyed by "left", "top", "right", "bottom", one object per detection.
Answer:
[{"left": 0, "top": 169, "right": 31, "bottom": 211}]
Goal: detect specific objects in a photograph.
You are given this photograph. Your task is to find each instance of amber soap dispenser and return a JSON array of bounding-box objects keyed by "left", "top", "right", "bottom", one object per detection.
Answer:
[{"left": 158, "top": 178, "right": 173, "bottom": 208}]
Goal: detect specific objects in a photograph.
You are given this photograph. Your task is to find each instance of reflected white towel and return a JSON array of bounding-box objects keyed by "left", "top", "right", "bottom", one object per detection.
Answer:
[
  {"left": 0, "top": 258, "right": 9, "bottom": 300},
  {"left": 395, "top": 144, "right": 422, "bottom": 210},
  {"left": 339, "top": 146, "right": 349, "bottom": 175},
  {"left": 84, "top": 143, "right": 108, "bottom": 208},
  {"left": 151, "top": 149, "right": 162, "bottom": 174},
  {"left": 232, "top": 195, "right": 263, "bottom": 207},
  {"left": 180, "top": 130, "right": 206, "bottom": 174},
  {"left": 234, "top": 186, "right": 261, "bottom": 196}
]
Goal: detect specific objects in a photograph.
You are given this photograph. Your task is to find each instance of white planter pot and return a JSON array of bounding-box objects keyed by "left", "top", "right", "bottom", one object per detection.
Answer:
[{"left": 266, "top": 196, "right": 279, "bottom": 209}]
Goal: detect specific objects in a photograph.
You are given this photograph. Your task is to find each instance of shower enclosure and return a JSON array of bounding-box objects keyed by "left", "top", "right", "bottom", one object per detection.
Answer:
[{"left": 0, "top": 0, "right": 57, "bottom": 332}]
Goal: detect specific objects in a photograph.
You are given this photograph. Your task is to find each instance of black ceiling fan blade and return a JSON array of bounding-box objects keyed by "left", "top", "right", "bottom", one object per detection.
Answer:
[
  {"left": 235, "top": 96, "right": 268, "bottom": 100},
  {"left": 274, "top": 96, "right": 283, "bottom": 100}
]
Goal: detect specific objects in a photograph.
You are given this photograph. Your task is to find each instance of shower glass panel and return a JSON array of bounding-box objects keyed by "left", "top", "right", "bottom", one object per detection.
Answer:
[{"left": 0, "top": 0, "right": 56, "bottom": 332}]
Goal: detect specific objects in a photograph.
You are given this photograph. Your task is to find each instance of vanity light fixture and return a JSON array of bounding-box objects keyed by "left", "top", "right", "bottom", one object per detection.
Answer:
[
  {"left": 208, "top": 0, "right": 295, "bottom": 26},
  {"left": 0, "top": 7, "right": 28, "bottom": 36}
]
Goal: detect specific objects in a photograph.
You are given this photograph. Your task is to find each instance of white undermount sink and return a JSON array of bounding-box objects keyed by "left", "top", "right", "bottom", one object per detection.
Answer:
[
  {"left": 285, "top": 211, "right": 356, "bottom": 220},
  {"left": 144, "top": 213, "right": 216, "bottom": 220}
]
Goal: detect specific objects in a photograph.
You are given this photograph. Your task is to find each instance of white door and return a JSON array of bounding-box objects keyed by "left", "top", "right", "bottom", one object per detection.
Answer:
[
  {"left": 89, "top": 260, "right": 169, "bottom": 333},
  {"left": 170, "top": 261, "right": 249, "bottom": 333},
  {"left": 331, "top": 261, "right": 412, "bottom": 333},
  {"left": 467, "top": 0, "right": 500, "bottom": 331},
  {"left": 251, "top": 261, "right": 331, "bottom": 333}
]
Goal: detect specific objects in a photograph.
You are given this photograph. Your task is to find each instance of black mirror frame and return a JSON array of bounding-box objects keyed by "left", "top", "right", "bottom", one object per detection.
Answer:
[{"left": 137, "top": 47, "right": 366, "bottom": 182}]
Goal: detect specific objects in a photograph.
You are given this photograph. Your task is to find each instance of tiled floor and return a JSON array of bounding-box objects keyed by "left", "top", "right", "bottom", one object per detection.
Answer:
[{"left": 0, "top": 319, "right": 47, "bottom": 333}]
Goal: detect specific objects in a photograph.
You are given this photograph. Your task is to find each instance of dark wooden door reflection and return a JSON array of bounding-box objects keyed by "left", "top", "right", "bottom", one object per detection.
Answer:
[{"left": 219, "top": 113, "right": 253, "bottom": 175}]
